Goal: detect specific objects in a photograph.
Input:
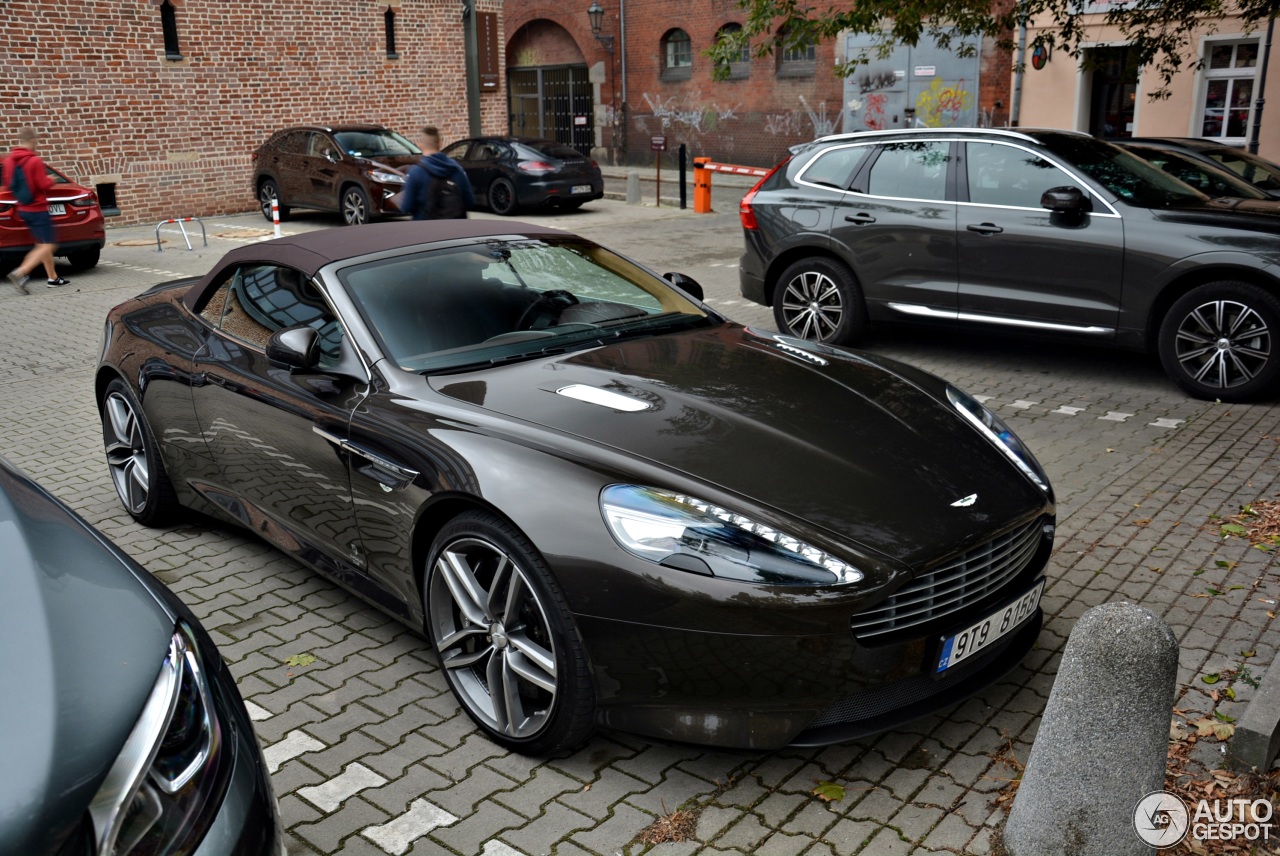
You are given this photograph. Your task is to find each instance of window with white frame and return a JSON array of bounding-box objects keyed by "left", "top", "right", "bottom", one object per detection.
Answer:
[
  {"left": 1199, "top": 39, "right": 1259, "bottom": 141},
  {"left": 664, "top": 29, "right": 692, "bottom": 69}
]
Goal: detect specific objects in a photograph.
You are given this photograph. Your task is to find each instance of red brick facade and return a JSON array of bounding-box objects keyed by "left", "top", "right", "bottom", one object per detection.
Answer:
[
  {"left": 1, "top": 0, "right": 505, "bottom": 225},
  {"left": 505, "top": 1, "right": 1014, "bottom": 168}
]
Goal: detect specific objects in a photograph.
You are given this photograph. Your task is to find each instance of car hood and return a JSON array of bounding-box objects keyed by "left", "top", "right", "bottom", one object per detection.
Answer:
[
  {"left": 430, "top": 325, "right": 1048, "bottom": 568},
  {"left": 1155, "top": 197, "right": 1280, "bottom": 231},
  {"left": 364, "top": 154, "right": 421, "bottom": 174},
  {"left": 0, "top": 464, "right": 174, "bottom": 854}
]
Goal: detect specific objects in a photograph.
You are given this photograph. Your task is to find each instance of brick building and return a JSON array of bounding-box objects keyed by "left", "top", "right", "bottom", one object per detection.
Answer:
[
  {"left": 1, "top": 0, "right": 506, "bottom": 225},
  {"left": 504, "top": 0, "right": 1014, "bottom": 168}
]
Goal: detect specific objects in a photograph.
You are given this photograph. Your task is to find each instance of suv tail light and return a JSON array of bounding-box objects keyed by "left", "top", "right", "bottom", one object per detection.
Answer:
[
  {"left": 519, "top": 161, "right": 555, "bottom": 174},
  {"left": 739, "top": 158, "right": 789, "bottom": 231}
]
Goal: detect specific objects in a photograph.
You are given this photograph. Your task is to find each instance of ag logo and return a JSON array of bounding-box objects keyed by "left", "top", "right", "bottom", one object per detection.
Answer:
[
  {"left": 1133, "top": 790, "right": 1190, "bottom": 847},
  {"left": 950, "top": 494, "right": 978, "bottom": 507}
]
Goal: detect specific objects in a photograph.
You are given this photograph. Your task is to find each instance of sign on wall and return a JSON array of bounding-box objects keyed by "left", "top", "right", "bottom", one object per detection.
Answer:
[{"left": 478, "top": 12, "right": 500, "bottom": 92}]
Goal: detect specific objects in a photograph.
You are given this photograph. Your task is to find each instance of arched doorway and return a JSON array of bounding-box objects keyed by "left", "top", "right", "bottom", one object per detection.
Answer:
[{"left": 506, "top": 20, "right": 594, "bottom": 155}]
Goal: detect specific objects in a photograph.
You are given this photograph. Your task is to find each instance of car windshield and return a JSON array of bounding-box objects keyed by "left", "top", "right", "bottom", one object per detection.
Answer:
[
  {"left": 340, "top": 238, "right": 713, "bottom": 373},
  {"left": 1202, "top": 147, "right": 1280, "bottom": 193},
  {"left": 333, "top": 129, "right": 420, "bottom": 158},
  {"left": 1037, "top": 135, "right": 1209, "bottom": 208},
  {"left": 1125, "top": 146, "right": 1268, "bottom": 200},
  {"left": 525, "top": 141, "right": 584, "bottom": 160}
]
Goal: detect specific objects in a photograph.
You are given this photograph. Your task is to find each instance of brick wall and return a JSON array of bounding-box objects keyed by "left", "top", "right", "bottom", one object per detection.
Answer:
[
  {"left": 1, "top": 0, "right": 506, "bottom": 225},
  {"left": 505, "top": 0, "right": 1014, "bottom": 168}
]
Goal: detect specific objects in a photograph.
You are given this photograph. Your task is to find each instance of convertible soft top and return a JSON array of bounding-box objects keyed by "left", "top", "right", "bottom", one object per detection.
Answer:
[{"left": 182, "top": 220, "right": 569, "bottom": 309}]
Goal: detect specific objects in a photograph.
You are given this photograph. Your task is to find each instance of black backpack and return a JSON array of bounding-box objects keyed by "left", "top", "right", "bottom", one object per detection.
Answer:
[
  {"left": 7, "top": 161, "right": 34, "bottom": 205},
  {"left": 429, "top": 173, "right": 467, "bottom": 220}
]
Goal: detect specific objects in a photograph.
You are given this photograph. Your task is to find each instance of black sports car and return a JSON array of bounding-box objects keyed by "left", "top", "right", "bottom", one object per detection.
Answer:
[
  {"left": 96, "top": 220, "right": 1055, "bottom": 754},
  {"left": 440, "top": 137, "right": 604, "bottom": 215},
  {"left": 0, "top": 456, "right": 280, "bottom": 855}
]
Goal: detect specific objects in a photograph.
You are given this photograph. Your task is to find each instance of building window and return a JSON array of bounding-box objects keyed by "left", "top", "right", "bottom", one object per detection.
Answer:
[
  {"left": 384, "top": 7, "right": 399, "bottom": 59},
  {"left": 716, "top": 24, "right": 750, "bottom": 79},
  {"left": 1200, "top": 39, "right": 1259, "bottom": 141},
  {"left": 160, "top": 0, "right": 181, "bottom": 60},
  {"left": 662, "top": 29, "right": 692, "bottom": 80},
  {"left": 777, "top": 26, "right": 815, "bottom": 78}
]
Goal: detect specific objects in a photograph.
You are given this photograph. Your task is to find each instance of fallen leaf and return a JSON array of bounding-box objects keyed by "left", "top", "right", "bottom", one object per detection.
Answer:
[
  {"left": 1194, "top": 569, "right": 1206, "bottom": 576},
  {"left": 284, "top": 653, "right": 317, "bottom": 667},
  {"left": 1241, "top": 649, "right": 1256, "bottom": 658},
  {"left": 1221, "top": 524, "right": 1248, "bottom": 536},
  {"left": 1215, "top": 559, "right": 1237, "bottom": 569},
  {"left": 1214, "top": 710, "right": 1236, "bottom": 723},
  {"left": 812, "top": 781, "right": 845, "bottom": 803},
  {"left": 1202, "top": 673, "right": 1221, "bottom": 684}
]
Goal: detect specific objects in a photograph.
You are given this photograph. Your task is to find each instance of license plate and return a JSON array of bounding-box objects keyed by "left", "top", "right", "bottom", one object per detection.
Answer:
[
  {"left": 936, "top": 578, "right": 1044, "bottom": 673},
  {"left": 47, "top": 203, "right": 65, "bottom": 216},
  {"left": 571, "top": 185, "right": 591, "bottom": 194}
]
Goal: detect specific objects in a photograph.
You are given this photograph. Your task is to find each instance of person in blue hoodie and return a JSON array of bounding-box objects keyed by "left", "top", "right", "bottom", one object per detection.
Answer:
[{"left": 401, "top": 126, "right": 474, "bottom": 220}]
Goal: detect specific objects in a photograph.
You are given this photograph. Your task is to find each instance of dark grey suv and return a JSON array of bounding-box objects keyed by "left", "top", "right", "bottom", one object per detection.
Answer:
[{"left": 739, "top": 128, "right": 1280, "bottom": 401}]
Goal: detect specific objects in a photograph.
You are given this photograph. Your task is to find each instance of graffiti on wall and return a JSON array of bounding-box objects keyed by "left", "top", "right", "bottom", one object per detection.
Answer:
[
  {"left": 639, "top": 92, "right": 740, "bottom": 135},
  {"left": 915, "top": 78, "right": 972, "bottom": 127}
]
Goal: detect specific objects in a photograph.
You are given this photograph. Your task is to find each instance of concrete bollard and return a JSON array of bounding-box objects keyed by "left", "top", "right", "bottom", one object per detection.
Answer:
[
  {"left": 1003, "top": 602, "right": 1179, "bottom": 856},
  {"left": 626, "top": 170, "right": 641, "bottom": 205}
]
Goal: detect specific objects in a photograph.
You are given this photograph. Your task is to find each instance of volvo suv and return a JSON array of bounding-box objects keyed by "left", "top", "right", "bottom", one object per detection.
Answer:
[{"left": 739, "top": 128, "right": 1280, "bottom": 401}]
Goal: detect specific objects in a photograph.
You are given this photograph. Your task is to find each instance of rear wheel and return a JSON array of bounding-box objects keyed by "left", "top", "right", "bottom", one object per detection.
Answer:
[
  {"left": 1158, "top": 281, "right": 1280, "bottom": 402},
  {"left": 425, "top": 511, "right": 595, "bottom": 755},
  {"left": 341, "top": 185, "right": 370, "bottom": 225},
  {"left": 66, "top": 247, "right": 100, "bottom": 271},
  {"left": 258, "top": 179, "right": 290, "bottom": 221},
  {"left": 101, "top": 378, "right": 179, "bottom": 526},
  {"left": 488, "top": 179, "right": 518, "bottom": 216},
  {"left": 771, "top": 257, "right": 867, "bottom": 346}
]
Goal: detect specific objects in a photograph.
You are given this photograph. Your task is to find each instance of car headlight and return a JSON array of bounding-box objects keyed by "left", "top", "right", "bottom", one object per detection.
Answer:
[
  {"left": 946, "top": 385, "right": 1050, "bottom": 492},
  {"left": 601, "top": 485, "right": 863, "bottom": 586},
  {"left": 86, "top": 622, "right": 222, "bottom": 856},
  {"left": 369, "top": 169, "right": 405, "bottom": 184}
]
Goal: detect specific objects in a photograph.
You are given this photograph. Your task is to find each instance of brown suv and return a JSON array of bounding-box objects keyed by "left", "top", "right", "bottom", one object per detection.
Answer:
[{"left": 251, "top": 124, "right": 421, "bottom": 225}]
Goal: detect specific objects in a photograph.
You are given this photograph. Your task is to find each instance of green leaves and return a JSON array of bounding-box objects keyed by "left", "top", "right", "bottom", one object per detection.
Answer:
[
  {"left": 284, "top": 653, "right": 317, "bottom": 667},
  {"left": 1201, "top": 673, "right": 1220, "bottom": 684}
]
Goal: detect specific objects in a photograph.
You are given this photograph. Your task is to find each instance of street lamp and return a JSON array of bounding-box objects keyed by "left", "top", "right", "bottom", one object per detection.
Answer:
[{"left": 587, "top": 1, "right": 614, "bottom": 54}]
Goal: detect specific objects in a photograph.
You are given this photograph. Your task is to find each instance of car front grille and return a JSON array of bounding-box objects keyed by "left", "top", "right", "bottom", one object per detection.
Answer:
[{"left": 850, "top": 516, "right": 1044, "bottom": 641}]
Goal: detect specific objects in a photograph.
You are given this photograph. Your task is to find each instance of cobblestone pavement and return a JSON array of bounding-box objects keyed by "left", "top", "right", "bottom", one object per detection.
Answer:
[{"left": 1, "top": 201, "right": 1277, "bottom": 855}]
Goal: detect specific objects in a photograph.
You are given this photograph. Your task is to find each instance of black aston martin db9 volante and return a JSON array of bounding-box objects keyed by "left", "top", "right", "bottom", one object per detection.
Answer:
[
  {"left": 96, "top": 220, "right": 1055, "bottom": 754},
  {"left": 0, "top": 456, "right": 280, "bottom": 855}
]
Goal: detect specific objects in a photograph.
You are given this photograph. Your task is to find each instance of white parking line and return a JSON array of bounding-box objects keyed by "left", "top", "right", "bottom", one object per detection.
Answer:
[
  {"left": 1099, "top": 411, "right": 1134, "bottom": 422},
  {"left": 1051, "top": 406, "right": 1087, "bottom": 416},
  {"left": 1008, "top": 399, "right": 1038, "bottom": 410},
  {"left": 1149, "top": 417, "right": 1185, "bottom": 429},
  {"left": 481, "top": 842, "right": 528, "bottom": 856},
  {"left": 362, "top": 799, "right": 458, "bottom": 855},
  {"left": 298, "top": 763, "right": 387, "bottom": 812},
  {"left": 263, "top": 729, "right": 325, "bottom": 774},
  {"left": 243, "top": 700, "right": 272, "bottom": 722}
]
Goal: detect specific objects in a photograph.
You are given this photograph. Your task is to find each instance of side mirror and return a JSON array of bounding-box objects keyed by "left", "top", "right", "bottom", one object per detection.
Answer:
[
  {"left": 1040, "top": 186, "right": 1092, "bottom": 214},
  {"left": 664, "top": 272, "right": 704, "bottom": 302},
  {"left": 267, "top": 326, "right": 320, "bottom": 370}
]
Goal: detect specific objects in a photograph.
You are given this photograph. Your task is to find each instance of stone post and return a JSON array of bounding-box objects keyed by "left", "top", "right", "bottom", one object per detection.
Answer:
[{"left": 1003, "top": 602, "right": 1179, "bottom": 856}]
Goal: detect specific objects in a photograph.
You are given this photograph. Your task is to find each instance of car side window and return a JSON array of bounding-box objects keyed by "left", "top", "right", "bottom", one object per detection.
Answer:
[
  {"left": 474, "top": 143, "right": 500, "bottom": 162},
  {"left": 443, "top": 141, "right": 470, "bottom": 160},
  {"left": 799, "top": 145, "right": 870, "bottom": 190},
  {"left": 306, "top": 133, "right": 336, "bottom": 159},
  {"left": 865, "top": 142, "right": 951, "bottom": 201},
  {"left": 965, "top": 142, "right": 1074, "bottom": 209},
  {"left": 201, "top": 265, "right": 344, "bottom": 366},
  {"left": 277, "top": 131, "right": 307, "bottom": 154}
]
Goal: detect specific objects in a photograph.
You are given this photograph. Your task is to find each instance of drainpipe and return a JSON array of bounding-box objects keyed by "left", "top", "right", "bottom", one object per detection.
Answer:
[
  {"left": 1010, "top": 12, "right": 1028, "bottom": 127},
  {"left": 1247, "top": 15, "right": 1274, "bottom": 155},
  {"left": 619, "top": 0, "right": 628, "bottom": 156}
]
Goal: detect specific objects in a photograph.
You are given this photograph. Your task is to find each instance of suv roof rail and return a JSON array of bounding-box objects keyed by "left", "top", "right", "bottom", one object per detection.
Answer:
[{"left": 811, "top": 127, "right": 1042, "bottom": 145}]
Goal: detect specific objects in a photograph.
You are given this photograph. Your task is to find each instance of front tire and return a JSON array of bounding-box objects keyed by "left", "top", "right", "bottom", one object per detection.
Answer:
[
  {"left": 258, "top": 179, "right": 290, "bottom": 221},
  {"left": 101, "top": 378, "right": 179, "bottom": 526},
  {"left": 771, "top": 257, "right": 867, "bottom": 346},
  {"left": 341, "top": 185, "right": 371, "bottom": 225},
  {"left": 488, "top": 179, "right": 518, "bottom": 216},
  {"left": 425, "top": 511, "right": 594, "bottom": 755},
  {"left": 1158, "top": 281, "right": 1280, "bottom": 402}
]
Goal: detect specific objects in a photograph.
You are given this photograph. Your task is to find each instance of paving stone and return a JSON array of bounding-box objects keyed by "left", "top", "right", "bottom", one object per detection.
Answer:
[
  {"left": 569, "top": 802, "right": 655, "bottom": 854},
  {"left": 295, "top": 796, "right": 396, "bottom": 854},
  {"left": 358, "top": 798, "right": 455, "bottom": 856},
  {"left": 823, "top": 818, "right": 881, "bottom": 855},
  {"left": 506, "top": 803, "right": 595, "bottom": 856},
  {"left": 428, "top": 802, "right": 525, "bottom": 855}
]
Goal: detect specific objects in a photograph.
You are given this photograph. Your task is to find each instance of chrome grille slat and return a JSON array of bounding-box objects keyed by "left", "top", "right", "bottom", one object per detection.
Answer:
[
  {"left": 855, "top": 530, "right": 1040, "bottom": 617},
  {"left": 851, "top": 517, "right": 1044, "bottom": 639}
]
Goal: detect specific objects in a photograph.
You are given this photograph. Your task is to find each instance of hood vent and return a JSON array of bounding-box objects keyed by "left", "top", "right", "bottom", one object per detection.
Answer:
[
  {"left": 772, "top": 340, "right": 829, "bottom": 366},
  {"left": 555, "top": 384, "right": 650, "bottom": 412}
]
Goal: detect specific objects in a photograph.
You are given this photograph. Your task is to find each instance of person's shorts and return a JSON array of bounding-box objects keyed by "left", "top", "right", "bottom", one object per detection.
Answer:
[{"left": 18, "top": 209, "right": 55, "bottom": 245}]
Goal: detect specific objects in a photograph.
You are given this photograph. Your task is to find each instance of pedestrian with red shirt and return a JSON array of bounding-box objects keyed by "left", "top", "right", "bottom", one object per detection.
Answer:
[{"left": 4, "top": 127, "right": 70, "bottom": 294}]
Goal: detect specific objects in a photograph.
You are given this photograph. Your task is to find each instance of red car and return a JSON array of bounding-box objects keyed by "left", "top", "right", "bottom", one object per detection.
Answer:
[{"left": 0, "top": 163, "right": 106, "bottom": 271}]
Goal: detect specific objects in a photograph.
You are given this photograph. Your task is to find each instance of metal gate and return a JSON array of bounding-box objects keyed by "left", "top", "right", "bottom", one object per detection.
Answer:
[
  {"left": 843, "top": 31, "right": 982, "bottom": 132},
  {"left": 507, "top": 65, "right": 594, "bottom": 156}
]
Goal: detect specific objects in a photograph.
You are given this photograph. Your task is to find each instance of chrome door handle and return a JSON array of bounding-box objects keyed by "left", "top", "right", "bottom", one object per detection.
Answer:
[
  {"left": 966, "top": 222, "right": 1003, "bottom": 235},
  {"left": 844, "top": 213, "right": 876, "bottom": 225}
]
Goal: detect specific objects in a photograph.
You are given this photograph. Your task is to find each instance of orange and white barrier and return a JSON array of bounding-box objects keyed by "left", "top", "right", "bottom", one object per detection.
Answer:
[{"left": 693, "top": 157, "right": 772, "bottom": 214}]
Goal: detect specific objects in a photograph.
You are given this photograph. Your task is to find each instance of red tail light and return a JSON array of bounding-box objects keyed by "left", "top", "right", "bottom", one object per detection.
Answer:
[
  {"left": 519, "top": 161, "right": 555, "bottom": 174},
  {"left": 739, "top": 158, "right": 788, "bottom": 231}
]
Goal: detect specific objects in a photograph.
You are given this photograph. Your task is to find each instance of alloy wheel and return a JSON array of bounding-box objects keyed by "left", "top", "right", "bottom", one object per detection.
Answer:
[
  {"left": 342, "top": 189, "right": 369, "bottom": 225},
  {"left": 1172, "top": 299, "right": 1272, "bottom": 391},
  {"left": 779, "top": 270, "right": 844, "bottom": 342},
  {"left": 429, "top": 536, "right": 558, "bottom": 739},
  {"left": 103, "top": 391, "right": 151, "bottom": 515}
]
